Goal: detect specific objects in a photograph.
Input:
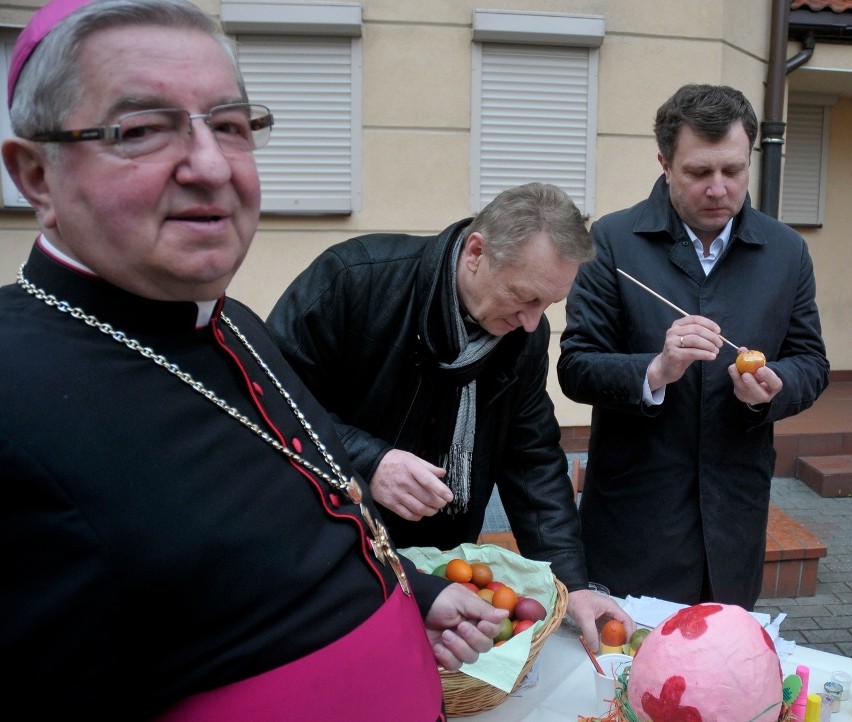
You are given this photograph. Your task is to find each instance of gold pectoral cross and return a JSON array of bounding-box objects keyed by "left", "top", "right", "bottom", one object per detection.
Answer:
[{"left": 347, "top": 477, "right": 411, "bottom": 596}]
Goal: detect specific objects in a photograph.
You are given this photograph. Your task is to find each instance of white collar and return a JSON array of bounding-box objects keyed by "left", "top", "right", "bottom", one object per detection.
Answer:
[{"left": 36, "top": 234, "right": 217, "bottom": 328}]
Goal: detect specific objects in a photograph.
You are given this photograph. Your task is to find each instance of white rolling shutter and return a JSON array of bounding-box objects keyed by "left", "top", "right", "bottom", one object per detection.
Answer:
[
  {"left": 1, "top": 30, "right": 31, "bottom": 209},
  {"left": 475, "top": 43, "right": 592, "bottom": 212},
  {"left": 469, "top": 11, "right": 603, "bottom": 216},
  {"left": 781, "top": 103, "right": 830, "bottom": 227},
  {"left": 237, "top": 35, "right": 360, "bottom": 214}
]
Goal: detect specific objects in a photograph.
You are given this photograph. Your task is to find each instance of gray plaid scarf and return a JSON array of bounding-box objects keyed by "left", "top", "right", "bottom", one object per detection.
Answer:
[{"left": 439, "top": 233, "right": 501, "bottom": 515}]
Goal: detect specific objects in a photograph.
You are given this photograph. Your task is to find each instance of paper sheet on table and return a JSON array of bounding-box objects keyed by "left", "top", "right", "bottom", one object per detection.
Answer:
[
  {"left": 399, "top": 543, "right": 557, "bottom": 693},
  {"left": 621, "top": 595, "right": 796, "bottom": 661}
]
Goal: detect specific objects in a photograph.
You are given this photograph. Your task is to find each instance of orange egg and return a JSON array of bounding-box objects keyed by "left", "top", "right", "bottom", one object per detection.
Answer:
[
  {"left": 445, "top": 558, "right": 473, "bottom": 584},
  {"left": 491, "top": 585, "right": 518, "bottom": 615},
  {"left": 600, "top": 619, "right": 627, "bottom": 647},
  {"left": 736, "top": 349, "right": 766, "bottom": 375}
]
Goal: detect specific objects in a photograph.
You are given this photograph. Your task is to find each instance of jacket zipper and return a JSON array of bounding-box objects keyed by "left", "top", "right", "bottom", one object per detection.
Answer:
[{"left": 392, "top": 372, "right": 422, "bottom": 447}]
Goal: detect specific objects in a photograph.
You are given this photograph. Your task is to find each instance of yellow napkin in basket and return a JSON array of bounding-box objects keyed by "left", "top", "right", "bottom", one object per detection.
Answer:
[{"left": 399, "top": 542, "right": 557, "bottom": 693}]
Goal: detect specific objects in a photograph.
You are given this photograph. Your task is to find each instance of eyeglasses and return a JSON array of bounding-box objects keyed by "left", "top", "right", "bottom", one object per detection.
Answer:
[{"left": 29, "top": 103, "right": 274, "bottom": 162}]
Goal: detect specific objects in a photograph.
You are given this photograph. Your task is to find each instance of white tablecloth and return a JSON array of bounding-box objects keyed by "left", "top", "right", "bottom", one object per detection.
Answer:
[{"left": 455, "top": 621, "right": 852, "bottom": 721}]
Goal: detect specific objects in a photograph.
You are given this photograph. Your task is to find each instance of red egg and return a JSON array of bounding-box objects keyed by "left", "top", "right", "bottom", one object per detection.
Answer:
[
  {"left": 513, "top": 619, "right": 535, "bottom": 635},
  {"left": 514, "top": 596, "right": 547, "bottom": 622}
]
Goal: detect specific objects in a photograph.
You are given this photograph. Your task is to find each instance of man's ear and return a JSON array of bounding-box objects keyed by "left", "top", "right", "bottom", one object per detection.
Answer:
[
  {"left": 658, "top": 151, "right": 671, "bottom": 183},
  {"left": 463, "top": 231, "right": 486, "bottom": 271},
  {"left": 1, "top": 139, "right": 56, "bottom": 227}
]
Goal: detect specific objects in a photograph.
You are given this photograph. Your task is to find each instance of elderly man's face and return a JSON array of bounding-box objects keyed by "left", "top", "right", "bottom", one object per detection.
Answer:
[
  {"left": 457, "top": 230, "right": 578, "bottom": 337},
  {"left": 40, "top": 25, "right": 261, "bottom": 301}
]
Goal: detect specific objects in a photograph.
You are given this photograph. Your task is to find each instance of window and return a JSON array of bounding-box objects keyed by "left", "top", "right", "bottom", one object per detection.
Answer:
[
  {"left": 0, "top": 28, "right": 30, "bottom": 209},
  {"left": 222, "top": 2, "right": 362, "bottom": 215},
  {"left": 470, "top": 10, "right": 604, "bottom": 216},
  {"left": 781, "top": 94, "right": 835, "bottom": 227}
]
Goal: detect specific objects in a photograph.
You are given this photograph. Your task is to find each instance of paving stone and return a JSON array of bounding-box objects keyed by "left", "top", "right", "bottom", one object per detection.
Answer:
[
  {"left": 780, "top": 617, "right": 824, "bottom": 631},
  {"left": 803, "top": 628, "right": 852, "bottom": 644},
  {"left": 785, "top": 630, "right": 809, "bottom": 645},
  {"left": 837, "top": 641, "right": 852, "bottom": 657},
  {"left": 756, "top": 596, "right": 797, "bottom": 606},
  {"left": 782, "top": 604, "right": 833, "bottom": 617},
  {"left": 815, "top": 581, "right": 852, "bottom": 592},
  {"left": 817, "top": 615, "right": 852, "bottom": 630},
  {"left": 805, "top": 642, "right": 844, "bottom": 655}
]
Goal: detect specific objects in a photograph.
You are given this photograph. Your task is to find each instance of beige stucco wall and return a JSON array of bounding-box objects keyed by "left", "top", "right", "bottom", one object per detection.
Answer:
[
  {"left": 796, "top": 96, "right": 852, "bottom": 375},
  {"left": 1, "top": 0, "right": 848, "bottom": 431},
  {"left": 785, "top": 40, "right": 852, "bottom": 379}
]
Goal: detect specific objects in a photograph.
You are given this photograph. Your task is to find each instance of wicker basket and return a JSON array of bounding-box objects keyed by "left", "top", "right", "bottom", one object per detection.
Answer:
[{"left": 440, "top": 576, "right": 569, "bottom": 717}]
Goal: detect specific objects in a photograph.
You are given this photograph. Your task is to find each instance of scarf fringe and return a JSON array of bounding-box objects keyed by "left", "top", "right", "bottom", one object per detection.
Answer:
[{"left": 443, "top": 443, "right": 472, "bottom": 516}]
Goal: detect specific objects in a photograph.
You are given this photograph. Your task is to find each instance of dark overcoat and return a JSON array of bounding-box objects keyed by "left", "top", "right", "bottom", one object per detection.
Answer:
[
  {"left": 267, "top": 220, "right": 589, "bottom": 590},
  {"left": 558, "top": 175, "right": 829, "bottom": 608}
]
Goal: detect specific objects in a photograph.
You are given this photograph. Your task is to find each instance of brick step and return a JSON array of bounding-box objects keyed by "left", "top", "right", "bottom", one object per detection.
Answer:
[
  {"left": 797, "top": 454, "right": 852, "bottom": 498},
  {"left": 478, "top": 504, "right": 827, "bottom": 599},
  {"left": 762, "top": 503, "right": 827, "bottom": 598},
  {"left": 773, "top": 429, "right": 852, "bottom": 478}
]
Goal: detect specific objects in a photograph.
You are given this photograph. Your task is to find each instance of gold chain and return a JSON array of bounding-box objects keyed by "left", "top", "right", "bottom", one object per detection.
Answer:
[{"left": 16, "top": 264, "right": 410, "bottom": 594}]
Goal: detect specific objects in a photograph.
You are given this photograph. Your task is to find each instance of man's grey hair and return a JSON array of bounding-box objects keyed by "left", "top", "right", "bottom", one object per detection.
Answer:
[
  {"left": 466, "top": 182, "right": 594, "bottom": 269},
  {"left": 10, "top": 0, "right": 245, "bottom": 144}
]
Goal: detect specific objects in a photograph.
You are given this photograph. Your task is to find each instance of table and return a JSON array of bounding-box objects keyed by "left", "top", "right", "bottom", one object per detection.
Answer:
[{"left": 456, "top": 622, "right": 852, "bottom": 721}]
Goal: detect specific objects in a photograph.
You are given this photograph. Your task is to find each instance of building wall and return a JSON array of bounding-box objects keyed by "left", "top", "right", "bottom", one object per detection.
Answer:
[
  {"left": 801, "top": 95, "right": 852, "bottom": 374},
  {"left": 1, "top": 0, "right": 848, "bottom": 431}
]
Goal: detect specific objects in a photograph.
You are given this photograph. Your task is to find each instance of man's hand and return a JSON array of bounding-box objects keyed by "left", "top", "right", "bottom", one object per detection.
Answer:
[
  {"left": 370, "top": 449, "right": 454, "bottom": 520},
  {"left": 565, "top": 589, "right": 635, "bottom": 653},
  {"left": 424, "top": 584, "right": 510, "bottom": 671},
  {"left": 647, "top": 315, "right": 723, "bottom": 391},
  {"left": 728, "top": 349, "right": 783, "bottom": 406}
]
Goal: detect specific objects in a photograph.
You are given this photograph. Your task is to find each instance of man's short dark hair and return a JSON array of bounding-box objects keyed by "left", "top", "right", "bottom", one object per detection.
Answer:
[{"left": 654, "top": 84, "right": 758, "bottom": 163}]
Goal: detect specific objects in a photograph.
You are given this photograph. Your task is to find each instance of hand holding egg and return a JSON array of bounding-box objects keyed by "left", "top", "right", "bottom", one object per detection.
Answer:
[{"left": 729, "top": 348, "right": 783, "bottom": 407}]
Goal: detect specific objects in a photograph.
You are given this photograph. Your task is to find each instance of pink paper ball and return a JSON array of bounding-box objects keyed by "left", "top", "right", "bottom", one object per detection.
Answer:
[{"left": 627, "top": 603, "right": 783, "bottom": 722}]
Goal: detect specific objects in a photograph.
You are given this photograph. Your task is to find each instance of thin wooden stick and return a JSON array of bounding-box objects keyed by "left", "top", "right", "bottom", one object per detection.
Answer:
[
  {"left": 579, "top": 635, "right": 605, "bottom": 675},
  {"left": 616, "top": 267, "right": 740, "bottom": 351}
]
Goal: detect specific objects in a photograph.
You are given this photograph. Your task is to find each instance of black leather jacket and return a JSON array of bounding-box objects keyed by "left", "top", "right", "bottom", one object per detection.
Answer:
[{"left": 267, "top": 220, "right": 588, "bottom": 590}]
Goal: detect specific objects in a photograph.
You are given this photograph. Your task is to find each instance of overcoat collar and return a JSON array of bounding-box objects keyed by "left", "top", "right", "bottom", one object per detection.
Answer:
[{"left": 633, "top": 174, "right": 769, "bottom": 248}]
